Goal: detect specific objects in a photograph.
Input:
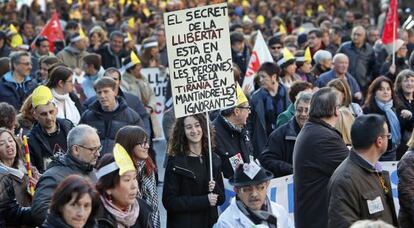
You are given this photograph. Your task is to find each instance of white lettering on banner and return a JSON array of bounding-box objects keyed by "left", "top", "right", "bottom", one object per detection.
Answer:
[
  {"left": 221, "top": 162, "right": 400, "bottom": 222},
  {"left": 164, "top": 3, "right": 236, "bottom": 118},
  {"left": 140, "top": 68, "right": 169, "bottom": 139}
]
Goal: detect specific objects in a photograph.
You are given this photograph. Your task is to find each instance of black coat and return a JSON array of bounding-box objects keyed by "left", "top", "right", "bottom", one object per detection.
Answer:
[
  {"left": 96, "top": 45, "right": 128, "bottom": 69},
  {"left": 0, "top": 166, "right": 33, "bottom": 227},
  {"left": 83, "top": 90, "right": 151, "bottom": 135},
  {"left": 162, "top": 153, "right": 225, "bottom": 228},
  {"left": 293, "top": 118, "right": 349, "bottom": 228},
  {"left": 328, "top": 151, "right": 398, "bottom": 228},
  {"left": 260, "top": 118, "right": 300, "bottom": 177},
  {"left": 42, "top": 212, "right": 97, "bottom": 228},
  {"left": 31, "top": 153, "right": 96, "bottom": 225},
  {"left": 80, "top": 97, "right": 144, "bottom": 154},
  {"left": 213, "top": 114, "right": 254, "bottom": 178},
  {"left": 397, "top": 150, "right": 414, "bottom": 228},
  {"left": 96, "top": 198, "right": 152, "bottom": 228},
  {"left": 28, "top": 118, "right": 74, "bottom": 173}
]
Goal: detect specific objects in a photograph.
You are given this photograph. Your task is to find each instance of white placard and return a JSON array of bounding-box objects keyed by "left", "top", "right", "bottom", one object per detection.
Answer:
[{"left": 164, "top": 3, "right": 236, "bottom": 118}]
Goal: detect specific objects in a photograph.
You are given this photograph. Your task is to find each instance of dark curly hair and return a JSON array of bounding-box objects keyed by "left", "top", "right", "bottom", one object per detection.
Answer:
[
  {"left": 363, "top": 76, "right": 402, "bottom": 111},
  {"left": 168, "top": 113, "right": 215, "bottom": 156}
]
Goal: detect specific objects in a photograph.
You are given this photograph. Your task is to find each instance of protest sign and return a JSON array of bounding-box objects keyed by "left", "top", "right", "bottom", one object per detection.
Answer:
[
  {"left": 164, "top": 3, "right": 236, "bottom": 118},
  {"left": 141, "top": 68, "right": 169, "bottom": 139},
  {"left": 221, "top": 162, "right": 400, "bottom": 222}
]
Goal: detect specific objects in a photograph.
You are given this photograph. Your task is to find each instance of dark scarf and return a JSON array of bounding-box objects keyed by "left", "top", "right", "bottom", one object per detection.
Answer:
[
  {"left": 259, "top": 86, "right": 287, "bottom": 114},
  {"left": 236, "top": 197, "right": 277, "bottom": 228}
]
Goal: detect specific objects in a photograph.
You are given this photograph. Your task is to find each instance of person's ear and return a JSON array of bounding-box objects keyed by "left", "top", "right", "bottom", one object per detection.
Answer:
[{"left": 33, "top": 109, "right": 39, "bottom": 121}]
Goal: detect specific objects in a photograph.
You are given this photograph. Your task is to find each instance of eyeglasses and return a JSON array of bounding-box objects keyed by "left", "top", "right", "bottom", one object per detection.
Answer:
[
  {"left": 77, "top": 144, "right": 102, "bottom": 154},
  {"left": 380, "top": 133, "right": 392, "bottom": 139},
  {"left": 19, "top": 62, "right": 32, "bottom": 66},
  {"left": 138, "top": 140, "right": 149, "bottom": 147},
  {"left": 237, "top": 106, "right": 251, "bottom": 110}
]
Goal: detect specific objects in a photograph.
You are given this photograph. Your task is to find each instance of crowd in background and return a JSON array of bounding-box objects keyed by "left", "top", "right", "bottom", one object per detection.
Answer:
[{"left": 2, "top": 0, "right": 414, "bottom": 227}]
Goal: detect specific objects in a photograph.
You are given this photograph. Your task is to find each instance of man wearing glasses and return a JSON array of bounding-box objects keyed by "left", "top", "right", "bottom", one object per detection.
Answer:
[
  {"left": 28, "top": 85, "right": 74, "bottom": 173},
  {"left": 213, "top": 85, "right": 254, "bottom": 178},
  {"left": 327, "top": 114, "right": 398, "bottom": 227},
  {"left": 0, "top": 51, "right": 36, "bottom": 109},
  {"left": 31, "top": 124, "right": 101, "bottom": 225},
  {"left": 216, "top": 161, "right": 293, "bottom": 227}
]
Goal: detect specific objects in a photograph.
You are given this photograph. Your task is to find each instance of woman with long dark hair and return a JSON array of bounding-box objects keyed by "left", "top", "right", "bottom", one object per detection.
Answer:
[
  {"left": 162, "top": 113, "right": 224, "bottom": 227},
  {"left": 115, "top": 126, "right": 160, "bottom": 228},
  {"left": 363, "top": 76, "right": 412, "bottom": 160}
]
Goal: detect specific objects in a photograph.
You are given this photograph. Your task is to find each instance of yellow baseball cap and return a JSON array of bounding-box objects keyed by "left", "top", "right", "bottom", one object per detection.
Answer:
[{"left": 32, "top": 85, "right": 54, "bottom": 108}]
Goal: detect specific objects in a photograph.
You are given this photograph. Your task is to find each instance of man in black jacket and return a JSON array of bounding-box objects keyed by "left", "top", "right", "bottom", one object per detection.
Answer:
[
  {"left": 31, "top": 124, "right": 100, "bottom": 225},
  {"left": 83, "top": 67, "right": 151, "bottom": 135},
  {"left": 213, "top": 85, "right": 254, "bottom": 178},
  {"left": 260, "top": 92, "right": 312, "bottom": 177},
  {"left": 293, "top": 87, "right": 349, "bottom": 228},
  {"left": 327, "top": 114, "right": 398, "bottom": 228},
  {"left": 96, "top": 31, "right": 127, "bottom": 69},
  {"left": 28, "top": 85, "right": 74, "bottom": 173},
  {"left": 81, "top": 77, "right": 144, "bottom": 154}
]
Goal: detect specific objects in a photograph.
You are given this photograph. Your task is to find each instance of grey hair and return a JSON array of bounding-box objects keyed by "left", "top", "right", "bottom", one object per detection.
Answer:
[
  {"left": 350, "top": 219, "right": 395, "bottom": 228},
  {"left": 333, "top": 53, "right": 348, "bottom": 64},
  {"left": 10, "top": 51, "right": 30, "bottom": 71},
  {"left": 313, "top": 50, "right": 332, "bottom": 63},
  {"left": 294, "top": 92, "right": 313, "bottom": 109},
  {"left": 67, "top": 124, "right": 98, "bottom": 150}
]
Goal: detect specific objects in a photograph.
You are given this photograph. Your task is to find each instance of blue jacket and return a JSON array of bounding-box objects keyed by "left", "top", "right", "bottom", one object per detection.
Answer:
[
  {"left": 0, "top": 71, "right": 37, "bottom": 110},
  {"left": 315, "top": 69, "right": 361, "bottom": 96},
  {"left": 247, "top": 86, "right": 290, "bottom": 155}
]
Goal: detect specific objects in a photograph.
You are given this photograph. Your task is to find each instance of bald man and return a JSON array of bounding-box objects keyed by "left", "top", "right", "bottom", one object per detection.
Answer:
[
  {"left": 338, "top": 26, "right": 377, "bottom": 91},
  {"left": 316, "top": 53, "right": 362, "bottom": 101}
]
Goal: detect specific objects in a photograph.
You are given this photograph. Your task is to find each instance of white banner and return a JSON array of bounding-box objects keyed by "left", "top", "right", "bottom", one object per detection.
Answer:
[
  {"left": 221, "top": 162, "right": 399, "bottom": 221},
  {"left": 164, "top": 3, "right": 236, "bottom": 118},
  {"left": 140, "top": 68, "right": 169, "bottom": 139}
]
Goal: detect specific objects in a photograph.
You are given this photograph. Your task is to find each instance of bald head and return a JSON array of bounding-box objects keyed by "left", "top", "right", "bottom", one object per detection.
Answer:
[
  {"left": 333, "top": 54, "right": 349, "bottom": 75},
  {"left": 352, "top": 26, "right": 366, "bottom": 47}
]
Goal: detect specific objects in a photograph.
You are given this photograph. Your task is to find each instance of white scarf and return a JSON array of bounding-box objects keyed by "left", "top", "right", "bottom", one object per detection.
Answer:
[{"left": 52, "top": 89, "right": 81, "bottom": 125}]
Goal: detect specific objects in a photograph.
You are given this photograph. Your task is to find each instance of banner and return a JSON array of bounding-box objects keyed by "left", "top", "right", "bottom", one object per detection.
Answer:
[
  {"left": 381, "top": 0, "right": 399, "bottom": 45},
  {"left": 31, "top": 12, "right": 65, "bottom": 52},
  {"left": 164, "top": 3, "right": 236, "bottom": 118},
  {"left": 221, "top": 162, "right": 400, "bottom": 221},
  {"left": 140, "top": 68, "right": 169, "bottom": 139}
]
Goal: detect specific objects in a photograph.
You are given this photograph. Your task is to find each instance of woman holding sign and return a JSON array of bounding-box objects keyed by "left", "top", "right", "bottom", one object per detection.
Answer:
[{"left": 162, "top": 113, "right": 225, "bottom": 228}]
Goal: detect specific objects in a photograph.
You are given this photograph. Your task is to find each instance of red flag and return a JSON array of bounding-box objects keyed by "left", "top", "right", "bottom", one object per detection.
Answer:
[
  {"left": 31, "top": 12, "right": 65, "bottom": 52},
  {"left": 381, "top": 0, "right": 399, "bottom": 44}
]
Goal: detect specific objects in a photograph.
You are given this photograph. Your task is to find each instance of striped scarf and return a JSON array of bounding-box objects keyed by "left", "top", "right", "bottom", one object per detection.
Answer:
[{"left": 137, "top": 160, "right": 160, "bottom": 228}]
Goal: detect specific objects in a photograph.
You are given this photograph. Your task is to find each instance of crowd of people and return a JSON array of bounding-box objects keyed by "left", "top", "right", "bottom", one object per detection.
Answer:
[{"left": 2, "top": 0, "right": 414, "bottom": 227}]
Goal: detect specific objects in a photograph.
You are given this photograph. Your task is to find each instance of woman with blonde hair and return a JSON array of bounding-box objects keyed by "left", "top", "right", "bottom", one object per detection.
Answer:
[
  {"left": 87, "top": 26, "right": 108, "bottom": 53},
  {"left": 328, "top": 79, "right": 363, "bottom": 145}
]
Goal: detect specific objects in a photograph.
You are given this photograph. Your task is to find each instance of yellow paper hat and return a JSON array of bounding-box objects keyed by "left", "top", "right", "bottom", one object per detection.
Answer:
[
  {"left": 125, "top": 51, "right": 141, "bottom": 69},
  {"left": 143, "top": 8, "right": 151, "bottom": 17},
  {"left": 279, "top": 24, "right": 287, "bottom": 35},
  {"left": 11, "top": 34, "right": 23, "bottom": 48},
  {"left": 67, "top": 0, "right": 73, "bottom": 5},
  {"left": 236, "top": 84, "right": 248, "bottom": 106},
  {"left": 120, "top": 0, "right": 126, "bottom": 7},
  {"left": 242, "top": 0, "right": 250, "bottom": 8},
  {"left": 306, "top": 9, "right": 313, "bottom": 17},
  {"left": 277, "top": 48, "right": 295, "bottom": 66},
  {"left": 124, "top": 32, "right": 133, "bottom": 42},
  {"left": 9, "top": 24, "right": 18, "bottom": 34},
  {"left": 298, "top": 26, "right": 305, "bottom": 34},
  {"left": 95, "top": 144, "right": 136, "bottom": 179},
  {"left": 131, "top": 51, "right": 141, "bottom": 64},
  {"left": 113, "top": 144, "right": 136, "bottom": 176},
  {"left": 318, "top": 5, "right": 325, "bottom": 12},
  {"left": 79, "top": 28, "right": 86, "bottom": 38},
  {"left": 256, "top": 15, "right": 265, "bottom": 25},
  {"left": 304, "top": 47, "right": 312, "bottom": 62},
  {"left": 32, "top": 85, "right": 54, "bottom": 108},
  {"left": 128, "top": 17, "right": 135, "bottom": 28}
]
